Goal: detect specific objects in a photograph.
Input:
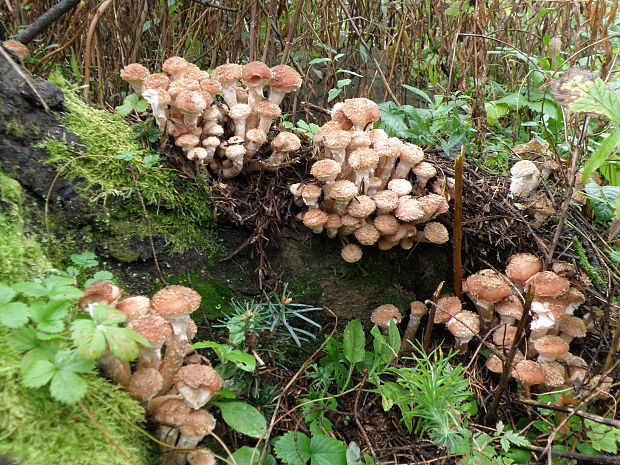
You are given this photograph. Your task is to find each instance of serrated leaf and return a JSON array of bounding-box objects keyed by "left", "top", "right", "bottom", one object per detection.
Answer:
[
  {"left": 91, "top": 304, "right": 126, "bottom": 325},
  {"left": 85, "top": 270, "right": 114, "bottom": 287},
  {"left": 309, "top": 435, "right": 347, "bottom": 465},
  {"left": 0, "top": 284, "right": 16, "bottom": 304},
  {"left": 274, "top": 432, "right": 311, "bottom": 465},
  {"left": 503, "top": 430, "right": 531, "bottom": 448},
  {"left": 378, "top": 107, "right": 408, "bottom": 135},
  {"left": 343, "top": 319, "right": 365, "bottom": 364},
  {"left": 12, "top": 282, "right": 47, "bottom": 297},
  {"left": 0, "top": 302, "right": 30, "bottom": 328},
  {"left": 71, "top": 319, "right": 106, "bottom": 360},
  {"left": 48, "top": 285, "right": 83, "bottom": 301},
  {"left": 70, "top": 251, "right": 98, "bottom": 268},
  {"left": 585, "top": 181, "right": 620, "bottom": 222},
  {"left": 11, "top": 326, "right": 39, "bottom": 351},
  {"left": 22, "top": 359, "right": 56, "bottom": 388},
  {"left": 609, "top": 251, "right": 620, "bottom": 264},
  {"left": 327, "top": 88, "right": 342, "bottom": 102},
  {"left": 143, "top": 153, "right": 160, "bottom": 168},
  {"left": 570, "top": 78, "right": 620, "bottom": 125},
  {"left": 44, "top": 276, "right": 75, "bottom": 290},
  {"left": 30, "top": 300, "right": 69, "bottom": 333},
  {"left": 582, "top": 129, "right": 620, "bottom": 183},
  {"left": 214, "top": 401, "right": 267, "bottom": 438},
  {"left": 346, "top": 441, "right": 361, "bottom": 465},
  {"left": 20, "top": 346, "right": 56, "bottom": 372},
  {"left": 114, "top": 151, "right": 135, "bottom": 161},
  {"left": 104, "top": 327, "right": 140, "bottom": 362},
  {"left": 50, "top": 370, "right": 87, "bottom": 403}
]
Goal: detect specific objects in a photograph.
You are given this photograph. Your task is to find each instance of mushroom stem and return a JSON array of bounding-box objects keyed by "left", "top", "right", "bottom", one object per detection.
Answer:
[
  {"left": 98, "top": 352, "right": 131, "bottom": 388},
  {"left": 158, "top": 334, "right": 190, "bottom": 395}
]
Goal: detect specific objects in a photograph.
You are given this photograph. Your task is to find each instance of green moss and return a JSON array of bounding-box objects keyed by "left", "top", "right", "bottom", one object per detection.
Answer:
[
  {"left": 573, "top": 239, "right": 606, "bottom": 285},
  {"left": 169, "top": 275, "right": 235, "bottom": 322},
  {"left": 0, "top": 327, "right": 157, "bottom": 465},
  {"left": 0, "top": 173, "right": 52, "bottom": 282},
  {"left": 38, "top": 78, "right": 221, "bottom": 257}
]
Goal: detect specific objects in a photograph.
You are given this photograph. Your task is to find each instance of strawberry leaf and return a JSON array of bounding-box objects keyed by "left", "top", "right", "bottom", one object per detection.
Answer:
[
  {"left": 50, "top": 370, "right": 88, "bottom": 404},
  {"left": 0, "top": 302, "right": 30, "bottom": 328},
  {"left": 22, "top": 359, "right": 56, "bottom": 388}
]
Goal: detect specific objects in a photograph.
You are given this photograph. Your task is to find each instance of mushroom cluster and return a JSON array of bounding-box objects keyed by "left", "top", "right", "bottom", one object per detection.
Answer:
[
  {"left": 292, "top": 98, "right": 450, "bottom": 263},
  {"left": 120, "top": 58, "right": 302, "bottom": 178},
  {"left": 423, "top": 253, "right": 609, "bottom": 398},
  {"left": 79, "top": 281, "right": 220, "bottom": 465}
]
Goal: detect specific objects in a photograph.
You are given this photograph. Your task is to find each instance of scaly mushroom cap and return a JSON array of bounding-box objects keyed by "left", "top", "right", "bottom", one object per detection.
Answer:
[
  {"left": 167, "top": 78, "right": 200, "bottom": 99},
  {"left": 174, "top": 364, "right": 222, "bottom": 394},
  {"left": 511, "top": 159, "right": 539, "bottom": 177},
  {"left": 311, "top": 159, "right": 341, "bottom": 182},
  {"left": 246, "top": 128, "right": 268, "bottom": 144},
  {"left": 435, "top": 295, "right": 463, "bottom": 323},
  {"left": 348, "top": 132, "right": 372, "bottom": 151},
  {"left": 347, "top": 195, "right": 376, "bottom": 218},
  {"left": 300, "top": 184, "right": 322, "bottom": 204},
  {"left": 374, "top": 137, "right": 403, "bottom": 158},
  {"left": 143, "top": 73, "right": 170, "bottom": 89},
  {"left": 339, "top": 98, "right": 380, "bottom": 129},
  {"left": 314, "top": 121, "right": 344, "bottom": 144},
  {"left": 486, "top": 351, "right": 525, "bottom": 373},
  {"left": 492, "top": 325, "right": 518, "bottom": 347},
  {"left": 253, "top": 100, "right": 281, "bottom": 119},
  {"left": 128, "top": 368, "right": 164, "bottom": 400},
  {"left": 348, "top": 148, "right": 379, "bottom": 170},
  {"left": 212, "top": 63, "right": 243, "bottom": 83},
  {"left": 242, "top": 61, "right": 272, "bottom": 85},
  {"left": 273, "top": 131, "right": 302, "bottom": 152},
  {"left": 465, "top": 269, "right": 512, "bottom": 304},
  {"left": 2, "top": 39, "right": 29, "bottom": 58},
  {"left": 511, "top": 360, "right": 546, "bottom": 385},
  {"left": 387, "top": 179, "right": 413, "bottom": 197},
  {"left": 354, "top": 224, "right": 381, "bottom": 246},
  {"left": 151, "top": 285, "right": 202, "bottom": 318},
  {"left": 399, "top": 143, "right": 425, "bottom": 166},
  {"left": 153, "top": 398, "right": 191, "bottom": 425},
  {"left": 78, "top": 281, "right": 123, "bottom": 309},
  {"left": 373, "top": 190, "right": 399, "bottom": 212},
  {"left": 539, "top": 361, "right": 566, "bottom": 387},
  {"left": 447, "top": 310, "right": 480, "bottom": 338},
  {"left": 371, "top": 304, "right": 402, "bottom": 327},
  {"left": 373, "top": 215, "right": 400, "bottom": 235},
  {"left": 303, "top": 209, "right": 329, "bottom": 229},
  {"left": 412, "top": 162, "right": 437, "bottom": 183},
  {"left": 120, "top": 63, "right": 150, "bottom": 83},
  {"left": 410, "top": 301, "right": 428, "bottom": 317},
  {"left": 116, "top": 295, "right": 151, "bottom": 320},
  {"left": 188, "top": 449, "right": 216, "bottom": 465},
  {"left": 526, "top": 271, "right": 570, "bottom": 297},
  {"left": 175, "top": 90, "right": 207, "bottom": 114},
  {"left": 394, "top": 197, "right": 424, "bottom": 222},
  {"left": 179, "top": 409, "right": 217, "bottom": 437},
  {"left": 418, "top": 194, "right": 449, "bottom": 217},
  {"left": 229, "top": 103, "right": 252, "bottom": 120},
  {"left": 423, "top": 222, "right": 449, "bottom": 244},
  {"left": 321, "top": 128, "right": 353, "bottom": 150},
  {"left": 186, "top": 318, "right": 198, "bottom": 341},
  {"left": 199, "top": 78, "right": 222, "bottom": 95},
  {"left": 495, "top": 295, "right": 524, "bottom": 321},
  {"left": 330, "top": 180, "right": 358, "bottom": 202},
  {"left": 341, "top": 243, "right": 363, "bottom": 263},
  {"left": 175, "top": 133, "right": 200, "bottom": 149},
  {"left": 534, "top": 335, "right": 569, "bottom": 358},
  {"left": 559, "top": 316, "right": 587, "bottom": 338},
  {"left": 270, "top": 64, "right": 302, "bottom": 91},
  {"left": 128, "top": 314, "right": 172, "bottom": 345},
  {"left": 505, "top": 253, "right": 543, "bottom": 284},
  {"left": 325, "top": 213, "right": 342, "bottom": 230},
  {"left": 162, "top": 56, "right": 189, "bottom": 77}
]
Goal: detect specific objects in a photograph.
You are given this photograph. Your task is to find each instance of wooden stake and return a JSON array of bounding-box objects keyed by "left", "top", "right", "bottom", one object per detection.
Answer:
[
  {"left": 422, "top": 281, "right": 444, "bottom": 352},
  {"left": 453, "top": 145, "right": 465, "bottom": 299}
]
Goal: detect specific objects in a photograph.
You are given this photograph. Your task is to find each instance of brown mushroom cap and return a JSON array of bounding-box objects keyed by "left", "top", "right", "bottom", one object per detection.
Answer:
[
  {"left": 175, "top": 90, "right": 208, "bottom": 114},
  {"left": 269, "top": 64, "right": 302, "bottom": 90},
  {"left": 179, "top": 409, "right": 217, "bottom": 437},
  {"left": 211, "top": 63, "right": 243, "bottom": 83},
  {"left": 314, "top": 121, "right": 344, "bottom": 144},
  {"left": 246, "top": 128, "right": 268, "bottom": 144},
  {"left": 399, "top": 143, "right": 425, "bottom": 166},
  {"left": 116, "top": 295, "right": 151, "bottom": 320},
  {"left": 374, "top": 215, "right": 400, "bottom": 235},
  {"left": 151, "top": 285, "right": 202, "bottom": 317},
  {"left": 539, "top": 361, "right": 566, "bottom": 387},
  {"left": 253, "top": 100, "right": 281, "bottom": 119},
  {"left": 371, "top": 304, "right": 403, "bottom": 327},
  {"left": 311, "top": 159, "right": 341, "bottom": 181},
  {"left": 322, "top": 129, "right": 353, "bottom": 149},
  {"left": 339, "top": 98, "right": 381, "bottom": 129},
  {"left": 273, "top": 131, "right": 302, "bottom": 152},
  {"left": 341, "top": 243, "right": 363, "bottom": 263},
  {"left": 412, "top": 162, "right": 437, "bottom": 183},
  {"left": 434, "top": 296, "right": 462, "bottom": 323},
  {"left": 347, "top": 195, "right": 376, "bottom": 218},
  {"left": 492, "top": 325, "right": 518, "bottom": 347},
  {"left": 394, "top": 197, "right": 424, "bottom": 222},
  {"left": 354, "top": 224, "right": 381, "bottom": 246},
  {"left": 423, "top": 222, "right": 449, "bottom": 244},
  {"left": 465, "top": 269, "right": 512, "bottom": 304},
  {"left": 120, "top": 63, "right": 150, "bottom": 83},
  {"left": 505, "top": 253, "right": 543, "bottom": 284},
  {"left": 495, "top": 295, "right": 524, "bottom": 320},
  {"left": 418, "top": 194, "right": 449, "bottom": 217},
  {"left": 325, "top": 213, "right": 342, "bottom": 230},
  {"left": 300, "top": 184, "right": 322, "bottom": 203},
  {"left": 188, "top": 449, "right": 216, "bottom": 465},
  {"left": 303, "top": 208, "right": 329, "bottom": 229},
  {"left": 330, "top": 180, "right": 358, "bottom": 202},
  {"left": 128, "top": 314, "right": 172, "bottom": 345},
  {"left": 162, "top": 56, "right": 189, "bottom": 77},
  {"left": 175, "top": 133, "right": 200, "bottom": 149},
  {"left": 2, "top": 39, "right": 29, "bottom": 58},
  {"left": 199, "top": 78, "right": 222, "bottom": 95},
  {"left": 447, "top": 310, "right": 480, "bottom": 338},
  {"left": 153, "top": 398, "right": 191, "bottom": 425},
  {"left": 348, "top": 148, "right": 379, "bottom": 170},
  {"left": 174, "top": 364, "right": 223, "bottom": 392},
  {"left": 534, "top": 335, "right": 569, "bottom": 357},
  {"left": 373, "top": 190, "right": 399, "bottom": 212},
  {"left": 78, "top": 281, "right": 123, "bottom": 309},
  {"left": 387, "top": 179, "right": 413, "bottom": 197},
  {"left": 242, "top": 61, "right": 272, "bottom": 85},
  {"left": 526, "top": 271, "right": 570, "bottom": 297},
  {"left": 511, "top": 360, "right": 545, "bottom": 385},
  {"left": 410, "top": 301, "right": 428, "bottom": 317},
  {"left": 128, "top": 368, "right": 164, "bottom": 400},
  {"left": 558, "top": 316, "right": 587, "bottom": 338}
]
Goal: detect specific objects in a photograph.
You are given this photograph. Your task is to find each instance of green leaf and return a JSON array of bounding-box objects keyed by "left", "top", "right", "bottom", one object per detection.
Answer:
[
  {"left": 115, "top": 93, "right": 147, "bottom": 117},
  {"left": 50, "top": 370, "right": 88, "bottom": 403},
  {"left": 502, "top": 430, "right": 531, "bottom": 449},
  {"left": 85, "top": 270, "right": 114, "bottom": 287},
  {"left": 308, "top": 57, "right": 331, "bottom": 65},
  {"left": 309, "top": 435, "right": 347, "bottom": 465},
  {"left": 343, "top": 319, "right": 365, "bottom": 364},
  {"left": 402, "top": 84, "right": 434, "bottom": 105},
  {"left": 213, "top": 401, "right": 267, "bottom": 438},
  {"left": 143, "top": 154, "right": 160, "bottom": 168},
  {"left": 485, "top": 102, "right": 509, "bottom": 126},
  {"left": 54, "top": 349, "right": 95, "bottom": 373},
  {"left": 327, "top": 88, "right": 342, "bottom": 102},
  {"left": 346, "top": 442, "right": 361, "bottom": 465},
  {"left": 336, "top": 69, "right": 363, "bottom": 78},
  {"left": 387, "top": 320, "right": 401, "bottom": 354},
  {"left": 22, "top": 359, "right": 56, "bottom": 388},
  {"left": 70, "top": 251, "right": 98, "bottom": 268},
  {"left": 274, "top": 432, "right": 311, "bottom": 465},
  {"left": 114, "top": 151, "right": 135, "bottom": 161},
  {"left": 0, "top": 302, "right": 30, "bottom": 328},
  {"left": 584, "top": 181, "right": 620, "bottom": 222},
  {"left": 104, "top": 327, "right": 141, "bottom": 361},
  {"left": 71, "top": 319, "right": 106, "bottom": 360},
  {"left": 336, "top": 79, "right": 351, "bottom": 89},
  {"left": 0, "top": 284, "right": 16, "bottom": 304},
  {"left": 582, "top": 129, "right": 620, "bottom": 183},
  {"left": 570, "top": 78, "right": 620, "bottom": 125},
  {"left": 13, "top": 281, "right": 47, "bottom": 297},
  {"left": 30, "top": 300, "right": 69, "bottom": 333},
  {"left": 230, "top": 446, "right": 276, "bottom": 465},
  {"left": 224, "top": 351, "right": 257, "bottom": 372},
  {"left": 91, "top": 304, "right": 127, "bottom": 326},
  {"left": 48, "top": 285, "right": 83, "bottom": 301},
  {"left": 11, "top": 326, "right": 39, "bottom": 351},
  {"left": 378, "top": 108, "right": 408, "bottom": 135}
]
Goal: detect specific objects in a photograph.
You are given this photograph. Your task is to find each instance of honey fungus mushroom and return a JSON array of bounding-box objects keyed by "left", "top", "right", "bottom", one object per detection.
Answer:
[
  {"left": 151, "top": 285, "right": 202, "bottom": 340},
  {"left": 371, "top": 304, "right": 403, "bottom": 333},
  {"left": 174, "top": 364, "right": 223, "bottom": 409}
]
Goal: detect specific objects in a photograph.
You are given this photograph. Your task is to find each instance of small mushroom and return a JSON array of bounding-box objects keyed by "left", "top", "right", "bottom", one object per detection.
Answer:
[
  {"left": 174, "top": 364, "right": 223, "bottom": 410},
  {"left": 177, "top": 409, "right": 217, "bottom": 449},
  {"left": 370, "top": 304, "right": 402, "bottom": 334},
  {"left": 510, "top": 160, "right": 541, "bottom": 198},
  {"left": 446, "top": 310, "right": 480, "bottom": 351},
  {"left": 120, "top": 63, "right": 150, "bottom": 94},
  {"left": 211, "top": 63, "right": 243, "bottom": 108},
  {"left": 268, "top": 64, "right": 302, "bottom": 105},
  {"left": 341, "top": 243, "right": 363, "bottom": 263}
]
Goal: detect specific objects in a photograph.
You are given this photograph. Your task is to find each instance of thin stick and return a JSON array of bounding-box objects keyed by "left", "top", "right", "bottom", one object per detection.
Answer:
[
  {"left": 15, "top": 0, "right": 81, "bottom": 45},
  {"left": 453, "top": 146, "right": 465, "bottom": 299},
  {"left": 604, "top": 315, "right": 620, "bottom": 373},
  {"left": 82, "top": 0, "right": 114, "bottom": 101},
  {"left": 280, "top": 0, "right": 305, "bottom": 64},
  {"left": 187, "top": 0, "right": 238, "bottom": 12},
  {"left": 77, "top": 401, "right": 137, "bottom": 465},
  {"left": 485, "top": 286, "right": 533, "bottom": 423},
  {"left": 517, "top": 445, "right": 620, "bottom": 464},
  {"left": 336, "top": 0, "right": 401, "bottom": 105},
  {"left": 248, "top": 0, "right": 257, "bottom": 61},
  {"left": 422, "top": 281, "right": 444, "bottom": 352},
  {"left": 518, "top": 398, "right": 620, "bottom": 429}
]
